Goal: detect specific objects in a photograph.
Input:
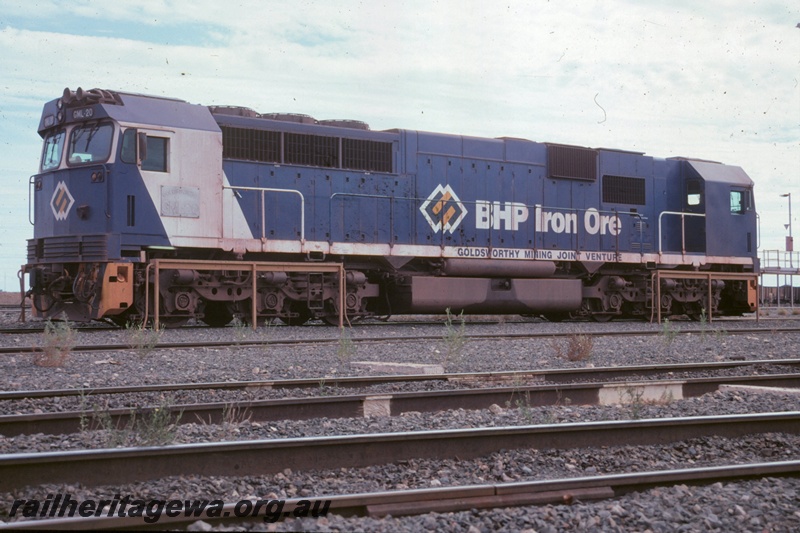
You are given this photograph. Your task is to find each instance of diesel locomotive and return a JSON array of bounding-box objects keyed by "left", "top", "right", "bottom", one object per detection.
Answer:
[{"left": 21, "top": 87, "right": 759, "bottom": 326}]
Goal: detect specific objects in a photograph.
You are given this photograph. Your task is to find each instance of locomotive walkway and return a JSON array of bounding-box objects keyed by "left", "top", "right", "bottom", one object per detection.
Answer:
[{"left": 760, "top": 249, "right": 800, "bottom": 308}]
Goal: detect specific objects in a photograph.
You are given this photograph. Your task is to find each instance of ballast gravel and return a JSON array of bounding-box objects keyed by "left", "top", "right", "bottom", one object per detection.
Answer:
[
  {"left": 2, "top": 316, "right": 800, "bottom": 391},
  {"left": 2, "top": 388, "right": 800, "bottom": 453},
  {"left": 273, "top": 476, "right": 800, "bottom": 532},
  {"left": 3, "top": 429, "right": 800, "bottom": 531},
  {"left": 2, "top": 314, "right": 800, "bottom": 530}
]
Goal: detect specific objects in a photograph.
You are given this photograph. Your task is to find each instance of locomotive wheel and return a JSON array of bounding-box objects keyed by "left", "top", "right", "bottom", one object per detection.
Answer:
[
  {"left": 321, "top": 313, "right": 361, "bottom": 326},
  {"left": 321, "top": 315, "right": 342, "bottom": 326},
  {"left": 319, "top": 299, "right": 358, "bottom": 326},
  {"left": 202, "top": 301, "right": 234, "bottom": 327},
  {"left": 684, "top": 303, "right": 708, "bottom": 322},
  {"left": 160, "top": 316, "right": 191, "bottom": 328},
  {"left": 108, "top": 309, "right": 135, "bottom": 328},
  {"left": 278, "top": 302, "right": 312, "bottom": 326},
  {"left": 237, "top": 300, "right": 273, "bottom": 327},
  {"left": 687, "top": 310, "right": 707, "bottom": 322},
  {"left": 591, "top": 313, "right": 614, "bottom": 323},
  {"left": 544, "top": 312, "right": 572, "bottom": 322}
]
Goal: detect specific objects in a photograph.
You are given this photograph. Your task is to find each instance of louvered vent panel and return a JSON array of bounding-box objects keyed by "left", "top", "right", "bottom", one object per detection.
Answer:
[{"left": 547, "top": 144, "right": 598, "bottom": 181}]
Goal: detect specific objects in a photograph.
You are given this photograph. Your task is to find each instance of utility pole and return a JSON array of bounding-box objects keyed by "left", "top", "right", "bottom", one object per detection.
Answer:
[
  {"left": 780, "top": 192, "right": 794, "bottom": 306},
  {"left": 781, "top": 192, "right": 793, "bottom": 252}
]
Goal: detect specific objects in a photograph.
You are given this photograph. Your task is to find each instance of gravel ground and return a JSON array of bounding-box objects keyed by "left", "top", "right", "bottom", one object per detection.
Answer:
[
  {"left": 0, "top": 379, "right": 474, "bottom": 415},
  {"left": 2, "top": 316, "right": 800, "bottom": 391},
  {"left": 274, "top": 476, "right": 800, "bottom": 532},
  {"left": 3, "top": 314, "right": 800, "bottom": 530},
  {"left": 3, "top": 388, "right": 800, "bottom": 453},
  {"left": 3, "top": 426, "right": 800, "bottom": 530}
]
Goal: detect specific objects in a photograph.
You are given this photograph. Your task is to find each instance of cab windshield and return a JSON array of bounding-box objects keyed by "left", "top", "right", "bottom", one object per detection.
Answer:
[
  {"left": 41, "top": 130, "right": 66, "bottom": 171},
  {"left": 67, "top": 123, "right": 114, "bottom": 166}
]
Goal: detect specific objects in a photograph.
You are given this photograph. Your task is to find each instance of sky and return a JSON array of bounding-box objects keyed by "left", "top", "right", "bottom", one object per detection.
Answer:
[{"left": 0, "top": 0, "right": 798, "bottom": 292}]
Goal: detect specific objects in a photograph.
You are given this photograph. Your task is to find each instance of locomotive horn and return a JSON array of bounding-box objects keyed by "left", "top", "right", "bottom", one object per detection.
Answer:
[
  {"left": 86, "top": 89, "right": 102, "bottom": 102},
  {"left": 61, "top": 87, "right": 76, "bottom": 105}
]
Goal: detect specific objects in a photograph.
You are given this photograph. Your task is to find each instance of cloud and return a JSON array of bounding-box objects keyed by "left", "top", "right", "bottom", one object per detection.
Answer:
[{"left": 0, "top": 0, "right": 798, "bottom": 290}]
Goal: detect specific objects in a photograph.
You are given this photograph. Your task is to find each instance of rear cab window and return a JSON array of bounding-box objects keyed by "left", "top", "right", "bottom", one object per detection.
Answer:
[{"left": 730, "top": 189, "right": 750, "bottom": 215}]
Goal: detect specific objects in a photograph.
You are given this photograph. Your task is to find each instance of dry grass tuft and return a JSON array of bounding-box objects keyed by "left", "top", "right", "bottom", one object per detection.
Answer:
[
  {"left": 34, "top": 316, "right": 75, "bottom": 367},
  {"left": 549, "top": 334, "right": 594, "bottom": 362}
]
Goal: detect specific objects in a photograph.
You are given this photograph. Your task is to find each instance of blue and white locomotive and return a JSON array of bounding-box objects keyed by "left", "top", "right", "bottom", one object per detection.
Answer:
[{"left": 22, "top": 87, "right": 759, "bottom": 325}]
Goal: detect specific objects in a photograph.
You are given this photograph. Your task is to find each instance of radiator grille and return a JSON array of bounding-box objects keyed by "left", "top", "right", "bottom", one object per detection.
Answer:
[
  {"left": 547, "top": 144, "right": 598, "bottom": 181},
  {"left": 285, "top": 133, "right": 339, "bottom": 168},
  {"left": 220, "top": 125, "right": 394, "bottom": 173},
  {"left": 603, "top": 175, "right": 646, "bottom": 205},
  {"left": 220, "top": 126, "right": 280, "bottom": 163},
  {"left": 342, "top": 138, "right": 393, "bottom": 172},
  {"left": 27, "top": 235, "right": 110, "bottom": 263}
]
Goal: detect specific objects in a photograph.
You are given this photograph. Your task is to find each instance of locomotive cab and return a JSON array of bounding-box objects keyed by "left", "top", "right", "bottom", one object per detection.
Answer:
[
  {"left": 688, "top": 160, "right": 756, "bottom": 260},
  {"left": 659, "top": 159, "right": 756, "bottom": 261},
  {"left": 24, "top": 88, "right": 223, "bottom": 322},
  {"left": 653, "top": 158, "right": 758, "bottom": 319}
]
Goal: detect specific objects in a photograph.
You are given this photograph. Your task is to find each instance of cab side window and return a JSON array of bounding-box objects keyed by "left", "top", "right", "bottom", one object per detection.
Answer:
[
  {"left": 120, "top": 129, "right": 168, "bottom": 172},
  {"left": 686, "top": 179, "right": 702, "bottom": 207},
  {"left": 730, "top": 189, "right": 749, "bottom": 214},
  {"left": 142, "top": 137, "right": 168, "bottom": 172},
  {"left": 121, "top": 129, "right": 137, "bottom": 163}
]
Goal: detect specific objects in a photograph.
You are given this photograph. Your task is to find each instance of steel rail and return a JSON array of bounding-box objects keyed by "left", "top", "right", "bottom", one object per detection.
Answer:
[
  {"left": 0, "top": 316, "right": 544, "bottom": 334},
  {"left": 3, "top": 373, "right": 800, "bottom": 437},
  {"left": 2, "top": 314, "right": 795, "bottom": 336},
  {"left": 366, "top": 460, "right": 800, "bottom": 518},
  {"left": 2, "top": 411, "right": 800, "bottom": 492},
  {"left": 5, "top": 460, "right": 799, "bottom": 530},
  {"left": 2, "top": 326, "right": 800, "bottom": 356},
  {"left": 2, "top": 357, "right": 800, "bottom": 401},
  {"left": 0, "top": 304, "right": 29, "bottom": 310}
]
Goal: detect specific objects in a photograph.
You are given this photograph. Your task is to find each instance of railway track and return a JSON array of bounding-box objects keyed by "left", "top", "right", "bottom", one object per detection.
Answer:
[
  {"left": 4, "top": 365, "right": 799, "bottom": 529},
  {"left": 2, "top": 325, "right": 800, "bottom": 355},
  {"left": 4, "top": 460, "right": 799, "bottom": 530},
  {"left": 3, "top": 370, "right": 800, "bottom": 438},
  {"left": 0, "top": 311, "right": 527, "bottom": 335},
  {"left": 3, "top": 357, "right": 799, "bottom": 401},
  {"left": 2, "top": 411, "right": 799, "bottom": 492},
  {"left": 0, "top": 310, "right": 794, "bottom": 337},
  {"left": 4, "top": 320, "right": 800, "bottom": 529}
]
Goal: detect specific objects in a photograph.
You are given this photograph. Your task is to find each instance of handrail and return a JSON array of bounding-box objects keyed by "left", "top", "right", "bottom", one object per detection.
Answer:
[
  {"left": 28, "top": 176, "right": 37, "bottom": 225},
  {"left": 756, "top": 212, "right": 761, "bottom": 251},
  {"left": 760, "top": 249, "right": 799, "bottom": 271},
  {"left": 224, "top": 185, "right": 305, "bottom": 242},
  {"left": 657, "top": 211, "right": 705, "bottom": 254},
  {"left": 102, "top": 163, "right": 111, "bottom": 219},
  {"left": 329, "top": 193, "right": 645, "bottom": 253}
]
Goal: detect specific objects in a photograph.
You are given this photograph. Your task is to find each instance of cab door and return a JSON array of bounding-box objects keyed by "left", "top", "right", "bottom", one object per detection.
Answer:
[
  {"left": 135, "top": 127, "right": 223, "bottom": 247},
  {"left": 683, "top": 177, "right": 706, "bottom": 253}
]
